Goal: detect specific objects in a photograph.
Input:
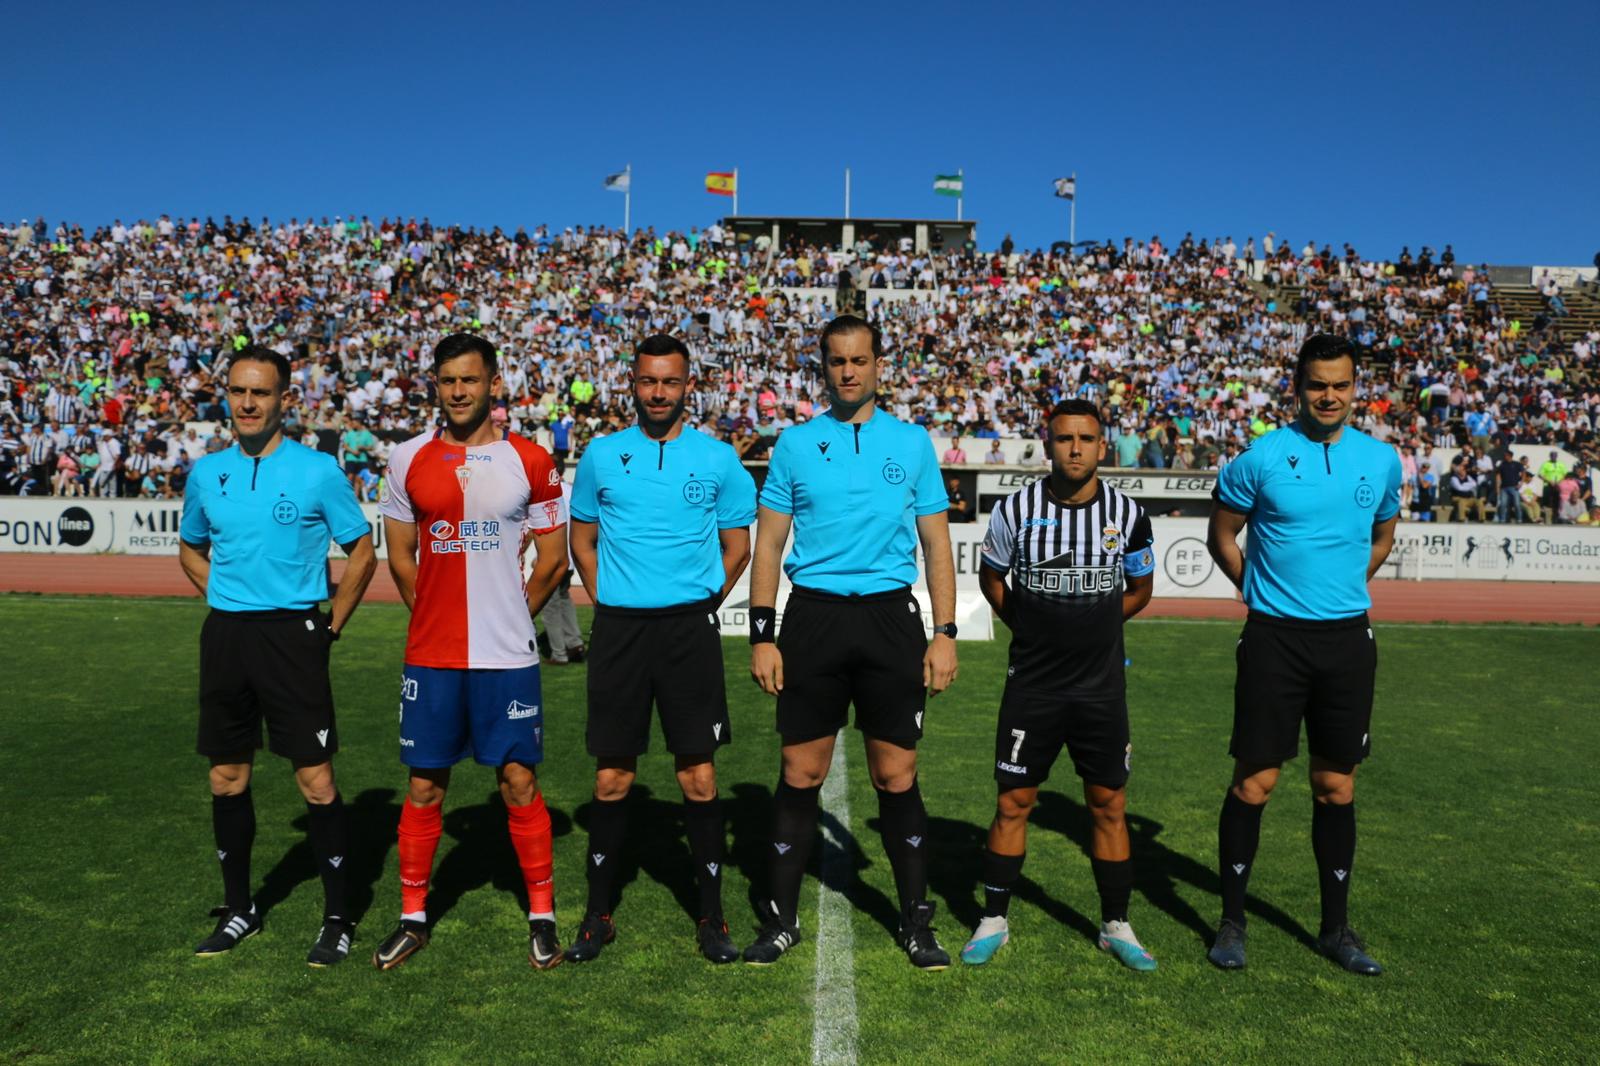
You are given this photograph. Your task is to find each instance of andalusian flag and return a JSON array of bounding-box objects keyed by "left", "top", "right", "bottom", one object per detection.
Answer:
[
  {"left": 933, "top": 174, "right": 963, "bottom": 197},
  {"left": 705, "top": 171, "right": 736, "bottom": 196}
]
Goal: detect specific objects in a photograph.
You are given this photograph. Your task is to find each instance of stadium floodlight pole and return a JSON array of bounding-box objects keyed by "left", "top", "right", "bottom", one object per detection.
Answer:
[
  {"left": 957, "top": 168, "right": 963, "bottom": 223},
  {"left": 1069, "top": 171, "right": 1076, "bottom": 250}
]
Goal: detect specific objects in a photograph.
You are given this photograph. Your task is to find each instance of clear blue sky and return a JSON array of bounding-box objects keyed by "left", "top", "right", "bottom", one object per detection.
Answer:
[{"left": 4, "top": 0, "right": 1596, "bottom": 264}]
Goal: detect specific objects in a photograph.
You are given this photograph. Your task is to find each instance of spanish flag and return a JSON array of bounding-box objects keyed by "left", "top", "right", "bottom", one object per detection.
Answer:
[{"left": 705, "top": 171, "right": 736, "bottom": 196}]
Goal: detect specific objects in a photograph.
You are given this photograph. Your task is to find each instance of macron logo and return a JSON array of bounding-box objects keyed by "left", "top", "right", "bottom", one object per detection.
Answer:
[
  {"left": 755, "top": 619, "right": 767, "bottom": 633},
  {"left": 316, "top": 729, "right": 330, "bottom": 747},
  {"left": 1232, "top": 863, "right": 1247, "bottom": 875},
  {"left": 591, "top": 853, "right": 606, "bottom": 866},
  {"left": 328, "top": 856, "right": 343, "bottom": 869},
  {"left": 713, "top": 723, "right": 723, "bottom": 740},
  {"left": 216, "top": 850, "right": 227, "bottom": 862},
  {"left": 706, "top": 862, "right": 719, "bottom": 877},
  {"left": 906, "top": 836, "right": 923, "bottom": 848},
  {"left": 1334, "top": 869, "right": 1348, "bottom": 882},
  {"left": 774, "top": 843, "right": 792, "bottom": 855},
  {"left": 914, "top": 712, "right": 924, "bottom": 730}
]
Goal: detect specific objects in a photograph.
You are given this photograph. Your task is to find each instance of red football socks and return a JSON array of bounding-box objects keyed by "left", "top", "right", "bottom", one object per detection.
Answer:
[
  {"left": 506, "top": 792, "right": 555, "bottom": 917},
  {"left": 397, "top": 800, "right": 444, "bottom": 917}
]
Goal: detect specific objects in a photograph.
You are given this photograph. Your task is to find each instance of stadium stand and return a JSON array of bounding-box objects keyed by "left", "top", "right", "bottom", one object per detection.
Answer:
[{"left": 0, "top": 216, "right": 1594, "bottom": 523}]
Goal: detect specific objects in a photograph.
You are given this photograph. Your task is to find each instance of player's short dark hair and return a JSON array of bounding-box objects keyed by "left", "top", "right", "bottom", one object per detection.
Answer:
[
  {"left": 634, "top": 333, "right": 692, "bottom": 369},
  {"left": 1047, "top": 398, "right": 1103, "bottom": 433},
  {"left": 228, "top": 345, "right": 290, "bottom": 392},
  {"left": 819, "top": 314, "right": 883, "bottom": 360},
  {"left": 432, "top": 332, "right": 498, "bottom": 376},
  {"left": 1294, "top": 333, "right": 1355, "bottom": 389}
]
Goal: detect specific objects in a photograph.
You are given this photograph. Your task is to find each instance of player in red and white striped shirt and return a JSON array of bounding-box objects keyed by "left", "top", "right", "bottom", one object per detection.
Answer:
[{"left": 372, "top": 333, "right": 570, "bottom": 970}]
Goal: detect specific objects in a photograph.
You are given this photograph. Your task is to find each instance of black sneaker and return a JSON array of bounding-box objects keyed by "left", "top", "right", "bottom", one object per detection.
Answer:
[
  {"left": 306, "top": 918, "right": 354, "bottom": 968},
  {"left": 1318, "top": 925, "right": 1383, "bottom": 976},
  {"left": 897, "top": 900, "right": 950, "bottom": 971},
  {"left": 529, "top": 919, "right": 563, "bottom": 969},
  {"left": 742, "top": 901, "right": 800, "bottom": 966},
  {"left": 194, "top": 905, "right": 261, "bottom": 957},
  {"left": 564, "top": 912, "right": 616, "bottom": 963},
  {"left": 536, "top": 631, "right": 553, "bottom": 658},
  {"left": 696, "top": 918, "right": 739, "bottom": 964},
  {"left": 372, "top": 920, "right": 429, "bottom": 971},
  {"left": 1208, "top": 919, "right": 1248, "bottom": 970},
  {"left": 565, "top": 645, "right": 586, "bottom": 664}
]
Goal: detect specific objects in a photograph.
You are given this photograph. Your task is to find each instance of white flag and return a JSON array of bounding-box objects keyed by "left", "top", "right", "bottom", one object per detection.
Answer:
[
  {"left": 604, "top": 171, "right": 631, "bottom": 193},
  {"left": 1053, "top": 176, "right": 1076, "bottom": 200}
]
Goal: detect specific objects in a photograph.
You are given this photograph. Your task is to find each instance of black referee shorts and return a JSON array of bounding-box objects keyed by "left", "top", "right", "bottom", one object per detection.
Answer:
[
  {"left": 1231, "top": 610, "right": 1376, "bottom": 767},
  {"left": 775, "top": 585, "right": 927, "bottom": 748},
  {"left": 198, "top": 608, "right": 337, "bottom": 763},
  {"left": 586, "top": 599, "right": 730, "bottom": 758}
]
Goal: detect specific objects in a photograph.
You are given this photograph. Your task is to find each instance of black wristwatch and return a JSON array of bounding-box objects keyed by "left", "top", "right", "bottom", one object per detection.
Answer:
[{"left": 933, "top": 622, "right": 958, "bottom": 639}]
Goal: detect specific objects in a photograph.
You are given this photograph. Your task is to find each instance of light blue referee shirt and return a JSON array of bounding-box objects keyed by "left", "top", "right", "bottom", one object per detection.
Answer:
[
  {"left": 180, "top": 439, "right": 371, "bottom": 612},
  {"left": 1214, "top": 423, "right": 1402, "bottom": 620},
  {"left": 760, "top": 408, "right": 947, "bottom": 595},
  {"left": 571, "top": 425, "right": 756, "bottom": 608}
]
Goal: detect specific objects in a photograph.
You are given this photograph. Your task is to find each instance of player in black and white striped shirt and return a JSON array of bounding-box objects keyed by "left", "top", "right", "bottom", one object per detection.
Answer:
[{"left": 960, "top": 399, "right": 1160, "bottom": 971}]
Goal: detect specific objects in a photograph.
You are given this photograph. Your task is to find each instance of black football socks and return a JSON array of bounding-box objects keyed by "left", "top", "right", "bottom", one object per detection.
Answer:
[
  {"left": 584, "top": 796, "right": 630, "bottom": 915},
  {"left": 305, "top": 793, "right": 350, "bottom": 921},
  {"left": 212, "top": 789, "right": 256, "bottom": 912},
  {"left": 1312, "top": 800, "right": 1357, "bottom": 936},
  {"left": 1218, "top": 790, "right": 1266, "bottom": 925},
  {"left": 683, "top": 795, "right": 726, "bottom": 922},
  {"left": 875, "top": 777, "right": 930, "bottom": 911},
  {"left": 980, "top": 849, "right": 1024, "bottom": 918},
  {"left": 768, "top": 780, "right": 821, "bottom": 926}
]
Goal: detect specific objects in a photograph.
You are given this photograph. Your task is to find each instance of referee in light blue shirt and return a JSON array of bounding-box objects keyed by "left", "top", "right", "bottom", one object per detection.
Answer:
[
  {"left": 743, "top": 315, "right": 959, "bottom": 970},
  {"left": 566, "top": 334, "right": 756, "bottom": 965},
  {"left": 1205, "top": 333, "right": 1402, "bottom": 976},
  {"left": 178, "top": 345, "right": 378, "bottom": 966}
]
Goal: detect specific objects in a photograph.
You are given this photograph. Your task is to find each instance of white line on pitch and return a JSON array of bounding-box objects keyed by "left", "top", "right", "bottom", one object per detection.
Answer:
[{"left": 811, "top": 739, "right": 858, "bottom": 1066}]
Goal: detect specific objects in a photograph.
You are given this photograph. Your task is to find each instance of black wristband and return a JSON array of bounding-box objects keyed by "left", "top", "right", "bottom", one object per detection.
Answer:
[{"left": 749, "top": 607, "right": 776, "bottom": 645}]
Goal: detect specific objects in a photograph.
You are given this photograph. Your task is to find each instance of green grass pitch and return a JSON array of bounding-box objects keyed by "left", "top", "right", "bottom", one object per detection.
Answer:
[{"left": 1, "top": 596, "right": 1595, "bottom": 1065}]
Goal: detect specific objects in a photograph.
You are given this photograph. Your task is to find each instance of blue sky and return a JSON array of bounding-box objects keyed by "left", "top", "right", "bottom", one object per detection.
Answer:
[{"left": 4, "top": 0, "right": 1596, "bottom": 264}]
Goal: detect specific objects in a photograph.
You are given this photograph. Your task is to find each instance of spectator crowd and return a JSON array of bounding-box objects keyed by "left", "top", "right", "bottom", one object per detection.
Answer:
[{"left": 1, "top": 214, "right": 1596, "bottom": 524}]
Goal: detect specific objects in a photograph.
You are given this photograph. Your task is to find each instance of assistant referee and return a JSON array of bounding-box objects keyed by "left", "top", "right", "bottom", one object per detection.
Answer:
[
  {"left": 566, "top": 334, "right": 756, "bottom": 965},
  {"left": 744, "top": 315, "right": 959, "bottom": 970},
  {"left": 179, "top": 346, "right": 378, "bottom": 967},
  {"left": 1206, "top": 333, "right": 1401, "bottom": 975}
]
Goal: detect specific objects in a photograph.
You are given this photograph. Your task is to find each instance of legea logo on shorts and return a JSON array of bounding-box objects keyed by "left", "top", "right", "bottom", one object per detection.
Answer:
[{"left": 506, "top": 700, "right": 539, "bottom": 720}]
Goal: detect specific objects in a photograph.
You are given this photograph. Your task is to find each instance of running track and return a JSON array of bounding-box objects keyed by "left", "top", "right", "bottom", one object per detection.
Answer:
[{"left": 1, "top": 554, "right": 1593, "bottom": 625}]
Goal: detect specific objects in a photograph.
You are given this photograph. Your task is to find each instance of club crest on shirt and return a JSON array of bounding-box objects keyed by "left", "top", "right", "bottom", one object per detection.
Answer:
[
  {"left": 1101, "top": 525, "right": 1121, "bottom": 554},
  {"left": 455, "top": 464, "right": 472, "bottom": 493}
]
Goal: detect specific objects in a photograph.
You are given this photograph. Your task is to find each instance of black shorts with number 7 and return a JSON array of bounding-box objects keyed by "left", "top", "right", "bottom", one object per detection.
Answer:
[{"left": 992, "top": 687, "right": 1130, "bottom": 790}]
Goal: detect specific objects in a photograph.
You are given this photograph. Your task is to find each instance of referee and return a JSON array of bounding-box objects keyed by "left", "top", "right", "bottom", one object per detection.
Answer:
[
  {"left": 1206, "top": 333, "right": 1401, "bottom": 975},
  {"left": 744, "top": 315, "right": 959, "bottom": 970},
  {"left": 565, "top": 334, "right": 756, "bottom": 965},
  {"left": 179, "top": 346, "right": 378, "bottom": 966}
]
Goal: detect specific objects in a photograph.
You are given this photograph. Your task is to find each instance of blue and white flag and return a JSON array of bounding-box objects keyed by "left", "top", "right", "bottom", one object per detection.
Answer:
[
  {"left": 1053, "top": 176, "right": 1076, "bottom": 200},
  {"left": 604, "top": 171, "right": 631, "bottom": 193}
]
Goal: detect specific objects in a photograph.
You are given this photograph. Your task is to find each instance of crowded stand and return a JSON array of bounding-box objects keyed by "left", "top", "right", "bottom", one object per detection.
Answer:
[{"left": 1, "top": 214, "right": 1595, "bottom": 524}]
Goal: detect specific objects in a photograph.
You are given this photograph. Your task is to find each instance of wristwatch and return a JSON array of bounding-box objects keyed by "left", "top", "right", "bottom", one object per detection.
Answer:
[{"left": 933, "top": 622, "right": 958, "bottom": 639}]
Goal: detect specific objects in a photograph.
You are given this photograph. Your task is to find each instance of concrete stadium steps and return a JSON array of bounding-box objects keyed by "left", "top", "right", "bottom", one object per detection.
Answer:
[{"left": 1491, "top": 284, "right": 1600, "bottom": 340}]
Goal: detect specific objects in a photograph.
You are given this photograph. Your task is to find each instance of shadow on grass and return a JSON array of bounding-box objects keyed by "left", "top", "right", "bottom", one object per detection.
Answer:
[
  {"left": 924, "top": 813, "right": 1100, "bottom": 945},
  {"left": 425, "top": 793, "right": 575, "bottom": 926},
  {"left": 254, "top": 787, "right": 401, "bottom": 927},
  {"left": 567, "top": 784, "right": 721, "bottom": 925},
  {"left": 727, "top": 782, "right": 903, "bottom": 939},
  {"left": 1027, "top": 789, "right": 1317, "bottom": 951}
]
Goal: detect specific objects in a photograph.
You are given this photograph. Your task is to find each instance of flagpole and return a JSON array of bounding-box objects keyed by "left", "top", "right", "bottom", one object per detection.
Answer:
[
  {"left": 845, "top": 167, "right": 851, "bottom": 219},
  {"left": 1069, "top": 171, "right": 1076, "bottom": 250},
  {"left": 733, "top": 167, "right": 739, "bottom": 216},
  {"left": 624, "top": 163, "right": 631, "bottom": 237},
  {"left": 957, "top": 167, "right": 963, "bottom": 223}
]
